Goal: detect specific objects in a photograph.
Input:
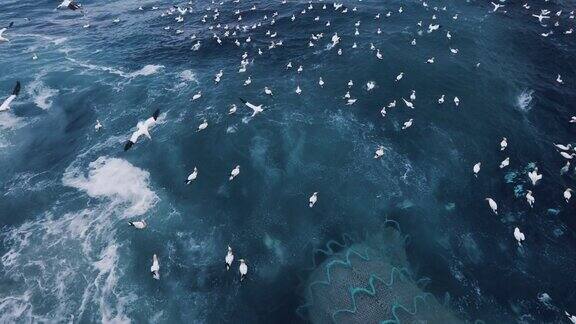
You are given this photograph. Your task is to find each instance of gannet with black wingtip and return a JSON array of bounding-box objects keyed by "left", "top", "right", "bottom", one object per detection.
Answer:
[
  {"left": 309, "top": 192, "right": 318, "bottom": 208},
  {"left": 486, "top": 198, "right": 498, "bottom": 215},
  {"left": 239, "top": 259, "right": 248, "bottom": 281},
  {"left": 514, "top": 227, "right": 525, "bottom": 246},
  {"left": 500, "top": 137, "right": 507, "bottom": 151},
  {"left": 554, "top": 143, "right": 572, "bottom": 151},
  {"left": 57, "top": 0, "right": 81, "bottom": 10},
  {"left": 565, "top": 188, "right": 573, "bottom": 203},
  {"left": 128, "top": 220, "right": 147, "bottom": 229},
  {"left": 124, "top": 109, "right": 160, "bottom": 151},
  {"left": 526, "top": 190, "right": 535, "bottom": 208},
  {"left": 491, "top": 2, "right": 504, "bottom": 12},
  {"left": 402, "top": 119, "right": 413, "bottom": 130},
  {"left": 402, "top": 98, "right": 414, "bottom": 109},
  {"left": 500, "top": 157, "right": 510, "bottom": 169},
  {"left": 151, "top": 254, "right": 160, "bottom": 280},
  {"left": 185, "top": 167, "right": 198, "bottom": 184},
  {"left": 264, "top": 87, "right": 273, "bottom": 96},
  {"left": 565, "top": 311, "right": 576, "bottom": 324},
  {"left": 528, "top": 167, "right": 542, "bottom": 185},
  {"left": 229, "top": 165, "right": 240, "bottom": 181},
  {"left": 560, "top": 151, "right": 576, "bottom": 159},
  {"left": 225, "top": 246, "right": 234, "bottom": 270},
  {"left": 0, "top": 81, "right": 20, "bottom": 111},
  {"left": 473, "top": 162, "right": 481, "bottom": 177},
  {"left": 239, "top": 98, "right": 263, "bottom": 116}
]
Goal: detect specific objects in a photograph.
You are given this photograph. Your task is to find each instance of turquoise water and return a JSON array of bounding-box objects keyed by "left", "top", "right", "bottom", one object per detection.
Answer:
[{"left": 1, "top": 0, "right": 576, "bottom": 322}]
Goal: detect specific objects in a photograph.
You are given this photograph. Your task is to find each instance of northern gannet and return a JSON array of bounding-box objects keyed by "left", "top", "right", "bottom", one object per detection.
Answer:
[
  {"left": 185, "top": 167, "right": 198, "bottom": 184},
  {"left": 95, "top": 120, "right": 103, "bottom": 131},
  {"left": 57, "top": 0, "right": 81, "bottom": 11},
  {"left": 565, "top": 188, "right": 573, "bottom": 203},
  {"left": 514, "top": 227, "right": 525, "bottom": 246},
  {"left": 309, "top": 192, "right": 318, "bottom": 207},
  {"left": 124, "top": 109, "right": 160, "bottom": 151},
  {"left": 0, "top": 81, "right": 21, "bottom": 111},
  {"left": 151, "top": 254, "right": 160, "bottom": 280},
  {"left": 526, "top": 190, "right": 535, "bottom": 208},
  {"left": 239, "top": 98, "right": 263, "bottom": 117},
  {"left": 485, "top": 198, "right": 498, "bottom": 215},
  {"left": 402, "top": 119, "right": 413, "bottom": 130},
  {"left": 500, "top": 137, "right": 507, "bottom": 151},
  {"left": 239, "top": 259, "right": 248, "bottom": 281},
  {"left": 128, "top": 220, "right": 147, "bottom": 229},
  {"left": 500, "top": 157, "right": 510, "bottom": 169},
  {"left": 225, "top": 246, "right": 234, "bottom": 270},
  {"left": 374, "top": 146, "right": 385, "bottom": 159},
  {"left": 528, "top": 167, "right": 542, "bottom": 185},
  {"left": 473, "top": 162, "right": 481, "bottom": 177},
  {"left": 229, "top": 165, "right": 240, "bottom": 181}
]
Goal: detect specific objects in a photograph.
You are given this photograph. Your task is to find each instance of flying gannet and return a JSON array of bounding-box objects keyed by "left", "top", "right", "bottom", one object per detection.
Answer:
[{"left": 124, "top": 109, "right": 160, "bottom": 151}]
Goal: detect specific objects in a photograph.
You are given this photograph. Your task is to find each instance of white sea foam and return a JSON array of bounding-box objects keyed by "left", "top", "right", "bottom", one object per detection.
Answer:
[
  {"left": 66, "top": 57, "right": 163, "bottom": 79},
  {"left": 178, "top": 69, "right": 197, "bottom": 82},
  {"left": 0, "top": 156, "right": 157, "bottom": 322},
  {"left": 28, "top": 78, "right": 59, "bottom": 110}
]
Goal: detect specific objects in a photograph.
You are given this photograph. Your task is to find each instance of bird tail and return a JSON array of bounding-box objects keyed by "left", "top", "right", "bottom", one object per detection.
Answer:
[
  {"left": 229, "top": 176, "right": 233, "bottom": 181},
  {"left": 185, "top": 180, "right": 190, "bottom": 185}
]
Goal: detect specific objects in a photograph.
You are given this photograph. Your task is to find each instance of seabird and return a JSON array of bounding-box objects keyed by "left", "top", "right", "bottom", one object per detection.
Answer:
[
  {"left": 123, "top": 109, "right": 160, "bottom": 151},
  {"left": 402, "top": 98, "right": 414, "bottom": 109},
  {"left": 561, "top": 161, "right": 571, "bottom": 175},
  {"left": 150, "top": 254, "right": 160, "bottom": 280},
  {"left": 454, "top": 97, "right": 460, "bottom": 106},
  {"left": 197, "top": 120, "right": 208, "bottom": 132},
  {"left": 395, "top": 72, "right": 404, "bottom": 82},
  {"left": 192, "top": 91, "right": 202, "bottom": 101},
  {"left": 374, "top": 146, "right": 385, "bottom": 159},
  {"left": 438, "top": 95, "right": 445, "bottom": 104},
  {"left": 565, "top": 188, "right": 573, "bottom": 203},
  {"left": 514, "top": 227, "right": 525, "bottom": 246},
  {"left": 0, "top": 23, "right": 12, "bottom": 42},
  {"left": 225, "top": 246, "right": 234, "bottom": 270},
  {"left": 500, "top": 157, "right": 510, "bottom": 169},
  {"left": 57, "top": 0, "right": 81, "bottom": 10},
  {"left": 239, "top": 98, "right": 263, "bottom": 117},
  {"left": 473, "top": 162, "right": 481, "bottom": 177},
  {"left": 95, "top": 120, "right": 103, "bottom": 131},
  {"left": 500, "top": 137, "right": 507, "bottom": 151},
  {"left": 528, "top": 167, "right": 542, "bottom": 185},
  {"left": 526, "top": 190, "right": 535, "bottom": 208},
  {"left": 128, "top": 220, "right": 147, "bottom": 229},
  {"left": 185, "top": 167, "right": 198, "bottom": 184},
  {"left": 491, "top": 2, "right": 504, "bottom": 12},
  {"left": 239, "top": 259, "right": 248, "bottom": 281},
  {"left": 229, "top": 165, "right": 240, "bottom": 181},
  {"left": 402, "top": 119, "right": 413, "bottom": 130},
  {"left": 565, "top": 311, "right": 576, "bottom": 324},
  {"left": 228, "top": 104, "right": 237, "bottom": 115},
  {"left": 560, "top": 151, "right": 576, "bottom": 159},
  {"left": 309, "top": 192, "right": 318, "bottom": 208},
  {"left": 264, "top": 87, "right": 273, "bottom": 96},
  {"left": 485, "top": 198, "right": 498, "bottom": 215},
  {"left": 0, "top": 81, "right": 21, "bottom": 111},
  {"left": 554, "top": 143, "right": 572, "bottom": 151}
]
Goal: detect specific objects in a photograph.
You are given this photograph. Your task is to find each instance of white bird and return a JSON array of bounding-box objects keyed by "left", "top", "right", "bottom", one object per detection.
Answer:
[
  {"left": 565, "top": 188, "right": 573, "bottom": 203},
  {"left": 229, "top": 165, "right": 240, "bottom": 181},
  {"left": 192, "top": 91, "right": 202, "bottom": 101},
  {"left": 560, "top": 152, "right": 576, "bottom": 159},
  {"left": 0, "top": 27, "right": 10, "bottom": 42},
  {"left": 571, "top": 116, "right": 576, "bottom": 123},
  {"left": 57, "top": 0, "right": 81, "bottom": 10},
  {"left": 491, "top": 2, "right": 505, "bottom": 12},
  {"left": 554, "top": 143, "right": 572, "bottom": 151},
  {"left": 532, "top": 13, "right": 550, "bottom": 23},
  {"left": 150, "top": 254, "right": 160, "bottom": 280},
  {"left": 95, "top": 120, "right": 103, "bottom": 131},
  {"left": 473, "top": 162, "right": 481, "bottom": 177},
  {"left": 319, "top": 77, "right": 325, "bottom": 87},
  {"left": 410, "top": 90, "right": 416, "bottom": 101},
  {"left": 557, "top": 74, "right": 564, "bottom": 84},
  {"left": 526, "top": 190, "right": 535, "bottom": 208},
  {"left": 454, "top": 97, "right": 460, "bottom": 106},
  {"left": 402, "top": 119, "right": 413, "bottom": 130},
  {"left": 427, "top": 57, "right": 435, "bottom": 64},
  {"left": 374, "top": 146, "right": 385, "bottom": 159},
  {"left": 239, "top": 259, "right": 248, "bottom": 281},
  {"left": 514, "top": 227, "right": 525, "bottom": 246},
  {"left": 438, "top": 95, "right": 445, "bottom": 104},
  {"left": 295, "top": 86, "right": 302, "bottom": 95},
  {"left": 485, "top": 198, "right": 498, "bottom": 215},
  {"left": 565, "top": 311, "right": 576, "bottom": 324},
  {"left": 528, "top": 167, "right": 543, "bottom": 186},
  {"left": 264, "top": 87, "right": 273, "bottom": 96},
  {"left": 124, "top": 109, "right": 160, "bottom": 151},
  {"left": 500, "top": 157, "right": 510, "bottom": 169},
  {"left": 366, "top": 81, "right": 375, "bottom": 91},
  {"left": 240, "top": 98, "right": 263, "bottom": 117},
  {"left": 185, "top": 167, "right": 198, "bottom": 184},
  {"left": 395, "top": 72, "right": 404, "bottom": 82},
  {"left": 560, "top": 161, "right": 571, "bottom": 175},
  {"left": 500, "top": 137, "right": 507, "bottom": 151},
  {"left": 228, "top": 104, "right": 237, "bottom": 115},
  {"left": 128, "top": 220, "right": 147, "bottom": 229},
  {"left": 225, "top": 246, "right": 234, "bottom": 270},
  {"left": 197, "top": 120, "right": 208, "bottom": 132},
  {"left": 309, "top": 192, "right": 318, "bottom": 208},
  {"left": 402, "top": 98, "right": 414, "bottom": 109},
  {"left": 244, "top": 76, "right": 252, "bottom": 86},
  {"left": 0, "top": 81, "right": 20, "bottom": 112}
]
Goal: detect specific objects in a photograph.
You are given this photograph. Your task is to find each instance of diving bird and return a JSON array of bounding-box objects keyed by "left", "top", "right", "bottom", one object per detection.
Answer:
[
  {"left": 500, "top": 157, "right": 510, "bottom": 169},
  {"left": 185, "top": 167, "right": 198, "bottom": 184},
  {"left": 239, "top": 259, "right": 248, "bottom": 281},
  {"left": 485, "top": 198, "right": 498, "bottom": 215},
  {"left": 225, "top": 246, "right": 234, "bottom": 270},
  {"left": 57, "top": 0, "right": 81, "bottom": 10},
  {"left": 514, "top": 227, "right": 525, "bottom": 246},
  {"left": 150, "top": 254, "right": 160, "bottom": 280},
  {"left": 526, "top": 190, "right": 535, "bottom": 208},
  {"left": 0, "top": 81, "right": 20, "bottom": 111},
  {"left": 309, "top": 192, "right": 318, "bottom": 208},
  {"left": 565, "top": 188, "right": 573, "bottom": 203},
  {"left": 473, "top": 162, "right": 481, "bottom": 177},
  {"left": 128, "top": 220, "right": 147, "bottom": 229},
  {"left": 229, "top": 165, "right": 240, "bottom": 181},
  {"left": 240, "top": 98, "right": 263, "bottom": 117},
  {"left": 95, "top": 120, "right": 103, "bottom": 131},
  {"left": 528, "top": 167, "right": 542, "bottom": 185},
  {"left": 124, "top": 109, "right": 160, "bottom": 151},
  {"left": 500, "top": 137, "right": 507, "bottom": 151}
]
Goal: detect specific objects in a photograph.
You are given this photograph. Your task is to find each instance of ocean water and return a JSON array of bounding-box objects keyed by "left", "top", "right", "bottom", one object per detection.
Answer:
[{"left": 1, "top": 0, "right": 576, "bottom": 323}]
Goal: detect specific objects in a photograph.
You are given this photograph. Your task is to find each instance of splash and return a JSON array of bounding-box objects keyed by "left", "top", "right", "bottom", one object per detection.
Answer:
[{"left": 516, "top": 89, "right": 534, "bottom": 111}]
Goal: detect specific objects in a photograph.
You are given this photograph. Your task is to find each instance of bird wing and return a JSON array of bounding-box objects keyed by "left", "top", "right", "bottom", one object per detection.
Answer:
[
  {"left": 0, "top": 95, "right": 16, "bottom": 111},
  {"left": 0, "top": 28, "right": 5, "bottom": 37}
]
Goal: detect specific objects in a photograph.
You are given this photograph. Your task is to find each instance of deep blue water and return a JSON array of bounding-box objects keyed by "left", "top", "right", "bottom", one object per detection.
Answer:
[{"left": 1, "top": 0, "right": 576, "bottom": 323}]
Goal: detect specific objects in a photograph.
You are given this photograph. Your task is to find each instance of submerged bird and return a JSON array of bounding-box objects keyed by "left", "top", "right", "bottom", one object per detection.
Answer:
[
  {"left": 565, "top": 188, "right": 573, "bottom": 203},
  {"left": 473, "top": 162, "right": 481, "bottom": 177},
  {"left": 239, "top": 259, "right": 248, "bottom": 281},
  {"left": 225, "top": 246, "right": 234, "bottom": 270},
  {"left": 128, "top": 220, "right": 147, "bottom": 229},
  {"left": 124, "top": 109, "right": 160, "bottom": 151},
  {"left": 0, "top": 81, "right": 21, "bottom": 112},
  {"left": 560, "top": 161, "right": 571, "bottom": 175},
  {"left": 514, "top": 227, "right": 525, "bottom": 246},
  {"left": 150, "top": 254, "right": 160, "bottom": 280},
  {"left": 240, "top": 98, "right": 263, "bottom": 117},
  {"left": 309, "top": 192, "right": 318, "bottom": 208},
  {"left": 526, "top": 190, "right": 535, "bottom": 208},
  {"left": 185, "top": 167, "right": 198, "bottom": 184},
  {"left": 485, "top": 198, "right": 498, "bottom": 215},
  {"left": 229, "top": 165, "right": 240, "bottom": 181}
]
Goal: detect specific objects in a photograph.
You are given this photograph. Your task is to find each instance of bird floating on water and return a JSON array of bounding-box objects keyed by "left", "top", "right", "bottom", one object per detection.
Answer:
[
  {"left": 239, "top": 259, "right": 248, "bottom": 281},
  {"left": 229, "top": 165, "right": 240, "bottom": 181},
  {"left": 309, "top": 192, "right": 318, "bottom": 208},
  {"left": 225, "top": 246, "right": 234, "bottom": 270},
  {"left": 485, "top": 198, "right": 498, "bottom": 215},
  {"left": 128, "top": 220, "right": 147, "bottom": 229},
  {"left": 185, "top": 167, "right": 198, "bottom": 184},
  {"left": 514, "top": 227, "right": 525, "bottom": 246}
]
